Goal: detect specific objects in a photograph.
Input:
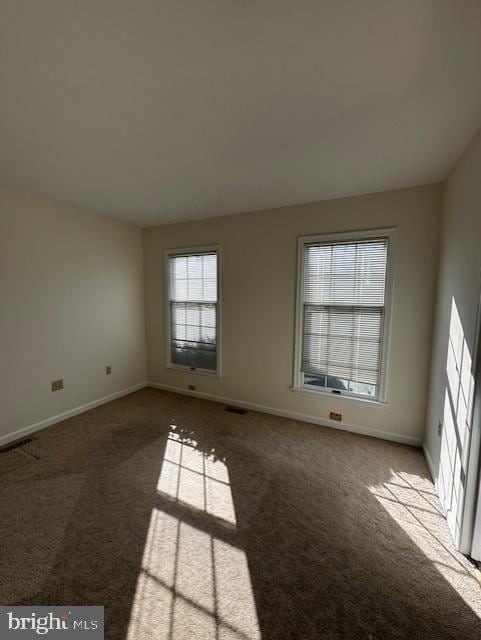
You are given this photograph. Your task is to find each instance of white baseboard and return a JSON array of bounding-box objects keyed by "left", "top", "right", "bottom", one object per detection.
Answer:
[
  {"left": 0, "top": 382, "right": 148, "bottom": 447},
  {"left": 422, "top": 444, "right": 437, "bottom": 483},
  {"left": 148, "top": 382, "right": 422, "bottom": 447}
]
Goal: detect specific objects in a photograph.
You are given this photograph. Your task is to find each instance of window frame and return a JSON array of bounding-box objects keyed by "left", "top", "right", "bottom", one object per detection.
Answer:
[
  {"left": 164, "top": 244, "right": 222, "bottom": 377},
  {"left": 293, "top": 228, "right": 395, "bottom": 404}
]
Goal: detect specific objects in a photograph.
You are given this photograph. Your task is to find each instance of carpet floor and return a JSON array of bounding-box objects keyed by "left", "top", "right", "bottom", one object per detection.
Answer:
[{"left": 1, "top": 388, "right": 480, "bottom": 639}]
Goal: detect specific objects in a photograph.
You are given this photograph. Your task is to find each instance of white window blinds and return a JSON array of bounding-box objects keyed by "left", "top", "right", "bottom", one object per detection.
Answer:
[
  {"left": 168, "top": 251, "right": 218, "bottom": 372},
  {"left": 300, "top": 237, "right": 389, "bottom": 398}
]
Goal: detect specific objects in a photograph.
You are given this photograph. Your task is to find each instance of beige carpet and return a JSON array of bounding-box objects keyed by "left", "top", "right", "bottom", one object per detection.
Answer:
[{"left": 1, "top": 388, "right": 480, "bottom": 639}]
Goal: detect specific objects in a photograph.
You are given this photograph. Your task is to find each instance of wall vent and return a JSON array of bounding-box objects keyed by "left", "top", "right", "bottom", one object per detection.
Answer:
[
  {"left": 0, "top": 437, "right": 34, "bottom": 455},
  {"left": 225, "top": 406, "right": 248, "bottom": 415}
]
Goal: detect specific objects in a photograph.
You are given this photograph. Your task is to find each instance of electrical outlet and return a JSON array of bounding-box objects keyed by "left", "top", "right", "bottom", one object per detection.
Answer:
[
  {"left": 330, "top": 411, "right": 342, "bottom": 422},
  {"left": 438, "top": 421, "right": 443, "bottom": 437},
  {"left": 106, "top": 365, "right": 112, "bottom": 375},
  {"left": 51, "top": 379, "right": 64, "bottom": 392},
  {"left": 188, "top": 384, "right": 196, "bottom": 391}
]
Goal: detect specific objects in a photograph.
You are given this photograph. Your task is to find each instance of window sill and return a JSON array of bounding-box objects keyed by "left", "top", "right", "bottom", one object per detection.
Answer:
[
  {"left": 290, "top": 385, "right": 389, "bottom": 407},
  {"left": 166, "top": 364, "right": 222, "bottom": 378}
]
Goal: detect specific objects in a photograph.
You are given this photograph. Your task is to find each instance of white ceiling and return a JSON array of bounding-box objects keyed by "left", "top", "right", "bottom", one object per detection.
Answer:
[{"left": 1, "top": 1, "right": 481, "bottom": 227}]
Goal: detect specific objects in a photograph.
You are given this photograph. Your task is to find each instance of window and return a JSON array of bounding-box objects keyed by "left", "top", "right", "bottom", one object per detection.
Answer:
[
  {"left": 166, "top": 247, "right": 220, "bottom": 374},
  {"left": 294, "top": 229, "right": 393, "bottom": 401}
]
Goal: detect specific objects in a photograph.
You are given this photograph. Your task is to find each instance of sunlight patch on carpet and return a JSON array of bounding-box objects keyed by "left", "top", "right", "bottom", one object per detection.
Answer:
[
  {"left": 127, "top": 509, "right": 260, "bottom": 639},
  {"left": 157, "top": 430, "right": 237, "bottom": 526},
  {"left": 369, "top": 469, "right": 481, "bottom": 617},
  {"left": 128, "top": 428, "right": 259, "bottom": 639}
]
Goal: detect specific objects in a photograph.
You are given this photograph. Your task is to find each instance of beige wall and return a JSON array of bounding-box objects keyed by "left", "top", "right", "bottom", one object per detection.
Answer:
[
  {"left": 144, "top": 184, "right": 441, "bottom": 444},
  {"left": 0, "top": 187, "right": 147, "bottom": 442},
  {"left": 424, "top": 127, "right": 481, "bottom": 541}
]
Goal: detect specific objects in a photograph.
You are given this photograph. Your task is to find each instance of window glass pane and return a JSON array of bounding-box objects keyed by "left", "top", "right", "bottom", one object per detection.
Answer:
[
  {"left": 169, "top": 252, "right": 217, "bottom": 303},
  {"left": 304, "top": 239, "right": 387, "bottom": 306},
  {"left": 173, "top": 255, "right": 188, "bottom": 280},
  {"left": 171, "top": 343, "right": 217, "bottom": 370},
  {"left": 326, "top": 376, "right": 348, "bottom": 392},
  {"left": 348, "top": 381, "right": 377, "bottom": 397},
  {"left": 304, "top": 374, "right": 327, "bottom": 388},
  {"left": 168, "top": 250, "right": 218, "bottom": 372},
  {"left": 301, "top": 237, "right": 388, "bottom": 398}
]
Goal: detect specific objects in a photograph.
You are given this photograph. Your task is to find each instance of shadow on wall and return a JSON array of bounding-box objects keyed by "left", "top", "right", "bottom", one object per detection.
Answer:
[
  {"left": 437, "top": 297, "right": 476, "bottom": 544},
  {"left": 1, "top": 388, "right": 480, "bottom": 640}
]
